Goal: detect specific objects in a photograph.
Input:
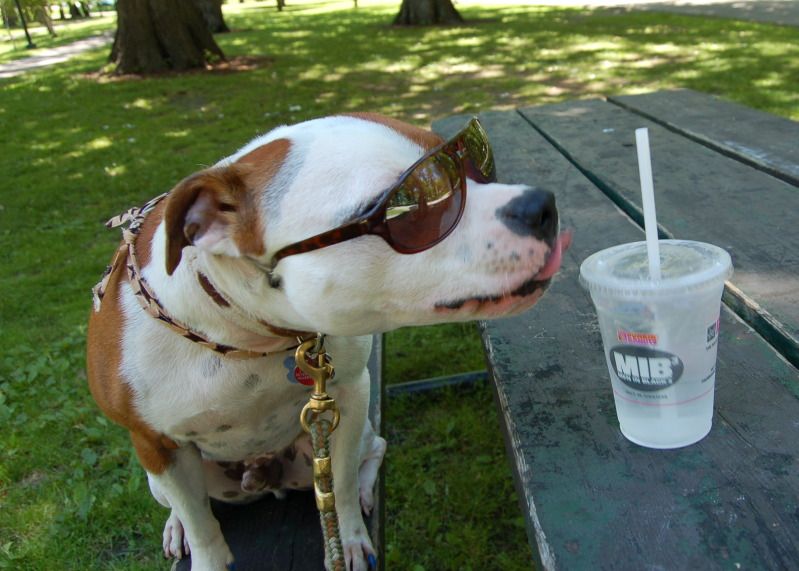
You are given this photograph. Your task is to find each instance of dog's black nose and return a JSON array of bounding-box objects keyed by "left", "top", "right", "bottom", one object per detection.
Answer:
[{"left": 496, "top": 189, "right": 558, "bottom": 241}]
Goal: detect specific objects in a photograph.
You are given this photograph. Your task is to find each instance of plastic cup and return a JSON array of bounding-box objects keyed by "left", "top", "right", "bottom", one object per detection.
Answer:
[{"left": 580, "top": 240, "right": 733, "bottom": 449}]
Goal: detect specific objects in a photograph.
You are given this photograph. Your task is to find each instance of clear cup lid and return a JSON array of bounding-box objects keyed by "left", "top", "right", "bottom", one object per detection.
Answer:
[{"left": 580, "top": 240, "right": 733, "bottom": 297}]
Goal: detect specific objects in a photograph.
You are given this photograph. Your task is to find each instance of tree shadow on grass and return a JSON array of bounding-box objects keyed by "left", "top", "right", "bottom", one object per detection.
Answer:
[{"left": 214, "top": 4, "right": 799, "bottom": 120}]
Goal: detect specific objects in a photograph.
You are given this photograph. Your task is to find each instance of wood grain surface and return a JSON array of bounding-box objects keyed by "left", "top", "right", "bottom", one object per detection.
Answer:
[{"left": 610, "top": 89, "right": 799, "bottom": 186}]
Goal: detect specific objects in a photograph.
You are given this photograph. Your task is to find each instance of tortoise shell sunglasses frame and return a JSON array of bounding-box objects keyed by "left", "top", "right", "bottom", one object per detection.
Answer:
[{"left": 268, "top": 117, "right": 496, "bottom": 268}]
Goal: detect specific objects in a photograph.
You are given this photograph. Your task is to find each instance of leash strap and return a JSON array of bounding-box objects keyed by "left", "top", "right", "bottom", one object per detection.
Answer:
[{"left": 310, "top": 419, "right": 345, "bottom": 571}]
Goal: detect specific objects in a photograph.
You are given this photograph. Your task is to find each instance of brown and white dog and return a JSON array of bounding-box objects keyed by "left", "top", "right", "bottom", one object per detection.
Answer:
[{"left": 87, "top": 114, "right": 569, "bottom": 571}]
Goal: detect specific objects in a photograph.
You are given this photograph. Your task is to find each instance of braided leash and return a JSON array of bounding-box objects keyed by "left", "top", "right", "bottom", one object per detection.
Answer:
[
  {"left": 310, "top": 420, "right": 344, "bottom": 570},
  {"left": 296, "top": 337, "right": 346, "bottom": 571}
]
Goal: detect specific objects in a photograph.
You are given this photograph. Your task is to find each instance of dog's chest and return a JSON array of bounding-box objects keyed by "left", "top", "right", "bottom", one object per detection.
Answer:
[{"left": 131, "top": 349, "right": 315, "bottom": 461}]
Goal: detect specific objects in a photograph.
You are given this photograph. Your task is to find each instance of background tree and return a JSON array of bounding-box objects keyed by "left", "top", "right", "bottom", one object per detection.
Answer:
[
  {"left": 110, "top": 0, "right": 225, "bottom": 75},
  {"left": 193, "top": 0, "right": 229, "bottom": 33},
  {"left": 1, "top": 0, "right": 55, "bottom": 34},
  {"left": 35, "top": 2, "right": 56, "bottom": 36},
  {"left": 393, "top": 0, "right": 463, "bottom": 26},
  {"left": 68, "top": 1, "right": 89, "bottom": 19}
]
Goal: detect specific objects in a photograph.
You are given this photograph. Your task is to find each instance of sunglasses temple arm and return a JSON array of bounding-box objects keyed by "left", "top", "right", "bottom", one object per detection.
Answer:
[{"left": 270, "top": 221, "right": 372, "bottom": 266}]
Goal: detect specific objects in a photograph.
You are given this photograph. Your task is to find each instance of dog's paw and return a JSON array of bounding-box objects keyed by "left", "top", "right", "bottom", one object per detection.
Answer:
[
  {"left": 339, "top": 526, "right": 376, "bottom": 571},
  {"left": 185, "top": 533, "right": 234, "bottom": 571},
  {"left": 162, "top": 510, "right": 190, "bottom": 559}
]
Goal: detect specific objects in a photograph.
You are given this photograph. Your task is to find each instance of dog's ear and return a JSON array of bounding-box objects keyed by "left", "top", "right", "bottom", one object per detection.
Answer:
[
  {"left": 163, "top": 138, "right": 290, "bottom": 275},
  {"left": 163, "top": 167, "right": 263, "bottom": 276}
]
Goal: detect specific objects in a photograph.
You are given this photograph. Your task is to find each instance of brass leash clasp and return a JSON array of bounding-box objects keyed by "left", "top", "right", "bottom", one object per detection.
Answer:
[
  {"left": 297, "top": 334, "right": 341, "bottom": 517},
  {"left": 297, "top": 335, "right": 340, "bottom": 434}
]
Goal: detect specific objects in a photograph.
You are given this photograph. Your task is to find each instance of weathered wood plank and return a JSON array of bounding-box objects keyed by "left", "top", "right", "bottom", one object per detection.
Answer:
[
  {"left": 609, "top": 89, "right": 799, "bottom": 186},
  {"left": 434, "top": 110, "right": 799, "bottom": 570},
  {"left": 520, "top": 99, "right": 799, "bottom": 369},
  {"left": 176, "top": 335, "right": 384, "bottom": 571},
  {"left": 174, "top": 492, "right": 325, "bottom": 571}
]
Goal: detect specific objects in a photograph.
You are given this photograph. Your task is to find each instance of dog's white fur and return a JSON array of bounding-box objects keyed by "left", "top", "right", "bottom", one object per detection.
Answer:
[{"left": 88, "top": 114, "right": 563, "bottom": 571}]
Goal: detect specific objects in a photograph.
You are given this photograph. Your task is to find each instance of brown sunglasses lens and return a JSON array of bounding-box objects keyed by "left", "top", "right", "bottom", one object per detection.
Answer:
[
  {"left": 462, "top": 120, "right": 496, "bottom": 183},
  {"left": 385, "top": 151, "right": 464, "bottom": 251}
]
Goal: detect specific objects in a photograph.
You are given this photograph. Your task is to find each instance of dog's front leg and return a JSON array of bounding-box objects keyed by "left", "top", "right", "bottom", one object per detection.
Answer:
[
  {"left": 329, "top": 368, "right": 376, "bottom": 571},
  {"left": 141, "top": 437, "right": 234, "bottom": 571}
]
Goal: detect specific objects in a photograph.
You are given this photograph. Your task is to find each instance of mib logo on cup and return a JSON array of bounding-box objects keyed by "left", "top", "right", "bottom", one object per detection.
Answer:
[
  {"left": 707, "top": 318, "right": 720, "bottom": 343},
  {"left": 609, "top": 345, "right": 684, "bottom": 391}
]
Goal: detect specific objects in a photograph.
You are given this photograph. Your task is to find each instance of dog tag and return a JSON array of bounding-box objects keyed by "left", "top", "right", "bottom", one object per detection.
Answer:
[{"left": 283, "top": 356, "right": 316, "bottom": 386}]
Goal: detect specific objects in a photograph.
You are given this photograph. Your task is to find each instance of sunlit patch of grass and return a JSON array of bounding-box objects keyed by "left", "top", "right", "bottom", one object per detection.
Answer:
[
  {"left": 85, "top": 135, "right": 113, "bottom": 150},
  {"left": 0, "top": 14, "right": 116, "bottom": 64}
]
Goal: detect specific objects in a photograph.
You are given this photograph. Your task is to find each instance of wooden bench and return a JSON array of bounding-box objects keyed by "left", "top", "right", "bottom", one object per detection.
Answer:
[
  {"left": 176, "top": 336, "right": 384, "bottom": 571},
  {"left": 434, "top": 90, "right": 799, "bottom": 570}
]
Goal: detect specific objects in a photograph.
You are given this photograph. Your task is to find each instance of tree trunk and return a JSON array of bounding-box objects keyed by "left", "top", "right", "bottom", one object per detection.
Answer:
[
  {"left": 193, "top": 0, "right": 229, "bottom": 33},
  {"left": 36, "top": 6, "right": 57, "bottom": 37},
  {"left": 69, "top": 3, "right": 83, "bottom": 19},
  {"left": 111, "top": 0, "right": 225, "bottom": 75},
  {"left": 2, "top": 6, "right": 19, "bottom": 27},
  {"left": 393, "top": 0, "right": 463, "bottom": 26}
]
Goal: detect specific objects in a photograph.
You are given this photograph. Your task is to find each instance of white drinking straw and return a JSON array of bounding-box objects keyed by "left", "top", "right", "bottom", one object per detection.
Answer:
[{"left": 635, "top": 128, "right": 662, "bottom": 280}]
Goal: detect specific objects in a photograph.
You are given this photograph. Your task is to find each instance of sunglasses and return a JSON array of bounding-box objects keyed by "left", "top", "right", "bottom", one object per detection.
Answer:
[{"left": 270, "top": 118, "right": 496, "bottom": 267}]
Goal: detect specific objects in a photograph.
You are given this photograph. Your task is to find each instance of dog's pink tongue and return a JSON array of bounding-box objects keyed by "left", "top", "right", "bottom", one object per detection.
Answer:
[{"left": 534, "top": 231, "right": 572, "bottom": 281}]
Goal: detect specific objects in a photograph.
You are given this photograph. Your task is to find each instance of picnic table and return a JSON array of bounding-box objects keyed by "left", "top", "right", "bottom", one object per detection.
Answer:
[{"left": 433, "top": 89, "right": 799, "bottom": 570}]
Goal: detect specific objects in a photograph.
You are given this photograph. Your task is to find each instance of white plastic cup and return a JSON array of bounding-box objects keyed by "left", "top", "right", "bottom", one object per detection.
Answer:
[{"left": 580, "top": 240, "right": 733, "bottom": 449}]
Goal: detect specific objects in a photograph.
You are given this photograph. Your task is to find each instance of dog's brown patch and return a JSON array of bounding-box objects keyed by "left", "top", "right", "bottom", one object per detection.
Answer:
[
  {"left": 241, "top": 455, "right": 284, "bottom": 493},
  {"left": 344, "top": 113, "right": 444, "bottom": 152},
  {"left": 236, "top": 138, "right": 292, "bottom": 191},
  {"left": 134, "top": 199, "right": 166, "bottom": 270},
  {"left": 87, "top": 261, "right": 177, "bottom": 474}
]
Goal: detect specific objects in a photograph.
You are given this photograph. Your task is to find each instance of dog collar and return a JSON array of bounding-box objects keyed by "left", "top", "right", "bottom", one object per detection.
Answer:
[{"left": 92, "top": 193, "right": 312, "bottom": 360}]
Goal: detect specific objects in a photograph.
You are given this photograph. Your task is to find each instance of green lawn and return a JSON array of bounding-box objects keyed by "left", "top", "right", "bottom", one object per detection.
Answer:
[
  {"left": 0, "top": 13, "right": 116, "bottom": 64},
  {"left": 1, "top": 1, "right": 797, "bottom": 569}
]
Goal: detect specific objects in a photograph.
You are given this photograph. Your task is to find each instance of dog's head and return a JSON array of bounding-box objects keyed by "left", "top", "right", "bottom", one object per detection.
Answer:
[{"left": 162, "top": 114, "right": 569, "bottom": 336}]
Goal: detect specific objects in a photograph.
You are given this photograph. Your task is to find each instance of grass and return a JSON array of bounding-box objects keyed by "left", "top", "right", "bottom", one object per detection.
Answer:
[
  {"left": 0, "top": 13, "right": 116, "bottom": 64},
  {"left": 384, "top": 386, "right": 529, "bottom": 571},
  {"left": 1, "top": 0, "right": 797, "bottom": 568}
]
